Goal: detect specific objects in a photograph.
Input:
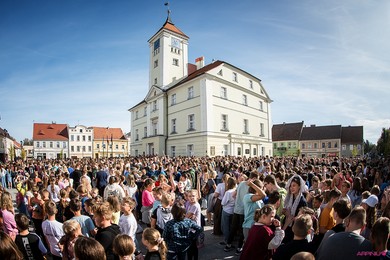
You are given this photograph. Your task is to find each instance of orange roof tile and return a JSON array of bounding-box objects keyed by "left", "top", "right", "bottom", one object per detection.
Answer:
[
  {"left": 148, "top": 19, "right": 189, "bottom": 42},
  {"left": 92, "top": 127, "right": 126, "bottom": 140},
  {"left": 13, "top": 140, "right": 21, "bottom": 149},
  {"left": 162, "top": 20, "right": 188, "bottom": 38},
  {"left": 33, "top": 123, "right": 68, "bottom": 141}
]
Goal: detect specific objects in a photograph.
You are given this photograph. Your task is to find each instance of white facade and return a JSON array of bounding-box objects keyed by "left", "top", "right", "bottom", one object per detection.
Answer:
[
  {"left": 129, "top": 17, "right": 273, "bottom": 157},
  {"left": 0, "top": 136, "right": 14, "bottom": 161},
  {"left": 33, "top": 140, "right": 69, "bottom": 159},
  {"left": 68, "top": 125, "right": 93, "bottom": 158}
]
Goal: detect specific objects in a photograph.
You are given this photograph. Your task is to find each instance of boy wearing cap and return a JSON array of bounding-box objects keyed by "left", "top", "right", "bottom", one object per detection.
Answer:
[{"left": 361, "top": 194, "right": 378, "bottom": 239}]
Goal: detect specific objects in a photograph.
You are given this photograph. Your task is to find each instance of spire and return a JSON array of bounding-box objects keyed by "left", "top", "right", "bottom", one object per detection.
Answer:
[{"left": 164, "top": 2, "right": 172, "bottom": 23}]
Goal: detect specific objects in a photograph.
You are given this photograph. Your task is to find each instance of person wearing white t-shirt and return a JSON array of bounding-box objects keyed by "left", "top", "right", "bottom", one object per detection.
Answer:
[
  {"left": 42, "top": 201, "right": 64, "bottom": 260},
  {"left": 220, "top": 177, "right": 237, "bottom": 245},
  {"left": 118, "top": 197, "right": 139, "bottom": 248}
]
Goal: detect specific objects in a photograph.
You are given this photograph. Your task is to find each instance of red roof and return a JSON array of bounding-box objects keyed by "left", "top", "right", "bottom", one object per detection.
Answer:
[
  {"left": 92, "top": 127, "right": 126, "bottom": 140},
  {"left": 33, "top": 123, "right": 69, "bottom": 141},
  {"left": 148, "top": 19, "right": 189, "bottom": 42},
  {"left": 13, "top": 140, "right": 21, "bottom": 149},
  {"left": 162, "top": 20, "right": 188, "bottom": 38}
]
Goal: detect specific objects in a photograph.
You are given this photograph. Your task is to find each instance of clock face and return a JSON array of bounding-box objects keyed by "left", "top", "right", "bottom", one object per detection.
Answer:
[{"left": 171, "top": 37, "right": 180, "bottom": 49}]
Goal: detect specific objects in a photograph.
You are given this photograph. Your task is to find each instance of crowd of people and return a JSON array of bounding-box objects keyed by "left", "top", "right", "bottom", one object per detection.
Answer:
[{"left": 0, "top": 154, "right": 389, "bottom": 260}]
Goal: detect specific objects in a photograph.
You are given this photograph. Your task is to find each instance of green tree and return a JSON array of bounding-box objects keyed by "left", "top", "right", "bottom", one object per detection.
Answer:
[
  {"left": 364, "top": 139, "right": 376, "bottom": 154},
  {"left": 377, "top": 128, "right": 390, "bottom": 157},
  {"left": 8, "top": 145, "right": 15, "bottom": 161},
  {"left": 22, "top": 138, "right": 33, "bottom": 146},
  {"left": 21, "top": 148, "right": 26, "bottom": 161},
  {"left": 351, "top": 145, "right": 358, "bottom": 157}
]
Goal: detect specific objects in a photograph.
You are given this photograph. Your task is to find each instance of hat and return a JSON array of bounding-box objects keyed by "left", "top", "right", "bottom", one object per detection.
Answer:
[{"left": 362, "top": 195, "right": 378, "bottom": 208}]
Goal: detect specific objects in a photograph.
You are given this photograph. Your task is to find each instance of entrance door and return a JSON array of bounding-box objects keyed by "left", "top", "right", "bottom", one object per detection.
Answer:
[{"left": 148, "top": 143, "right": 154, "bottom": 155}]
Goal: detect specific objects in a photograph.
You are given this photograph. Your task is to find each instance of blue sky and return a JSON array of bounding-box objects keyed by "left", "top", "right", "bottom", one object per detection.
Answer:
[{"left": 0, "top": 0, "right": 389, "bottom": 144}]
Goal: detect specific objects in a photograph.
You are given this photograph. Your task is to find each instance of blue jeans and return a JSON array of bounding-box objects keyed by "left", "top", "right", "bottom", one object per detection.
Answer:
[{"left": 221, "top": 210, "right": 233, "bottom": 243}]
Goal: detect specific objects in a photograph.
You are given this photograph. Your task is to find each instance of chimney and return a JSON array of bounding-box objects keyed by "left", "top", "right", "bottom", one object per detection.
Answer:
[
  {"left": 310, "top": 124, "right": 316, "bottom": 127},
  {"left": 195, "top": 56, "right": 205, "bottom": 69}
]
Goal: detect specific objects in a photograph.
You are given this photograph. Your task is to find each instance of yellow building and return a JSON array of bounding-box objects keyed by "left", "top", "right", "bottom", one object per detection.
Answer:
[{"left": 92, "top": 127, "right": 128, "bottom": 158}]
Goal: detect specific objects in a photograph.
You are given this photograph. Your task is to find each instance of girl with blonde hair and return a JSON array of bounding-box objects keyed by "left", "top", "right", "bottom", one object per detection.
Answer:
[
  {"left": 59, "top": 220, "right": 82, "bottom": 260},
  {"left": 0, "top": 191, "right": 18, "bottom": 238},
  {"left": 142, "top": 227, "right": 167, "bottom": 260}
]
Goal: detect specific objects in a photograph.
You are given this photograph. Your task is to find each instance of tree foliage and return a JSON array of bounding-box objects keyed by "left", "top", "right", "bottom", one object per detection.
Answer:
[
  {"left": 364, "top": 139, "right": 376, "bottom": 154},
  {"left": 377, "top": 128, "right": 390, "bottom": 157}
]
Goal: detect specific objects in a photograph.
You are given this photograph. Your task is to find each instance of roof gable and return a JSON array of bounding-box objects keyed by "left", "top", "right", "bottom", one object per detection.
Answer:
[
  {"left": 33, "top": 123, "right": 69, "bottom": 141},
  {"left": 148, "top": 19, "right": 189, "bottom": 43},
  {"left": 272, "top": 122, "right": 304, "bottom": 141},
  {"left": 145, "top": 85, "right": 165, "bottom": 102}
]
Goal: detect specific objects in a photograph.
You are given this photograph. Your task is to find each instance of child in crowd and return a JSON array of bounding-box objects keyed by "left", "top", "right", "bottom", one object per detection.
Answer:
[
  {"left": 42, "top": 201, "right": 64, "bottom": 260},
  {"left": 370, "top": 217, "right": 390, "bottom": 258},
  {"left": 151, "top": 192, "right": 174, "bottom": 234},
  {"left": 84, "top": 198, "right": 96, "bottom": 220},
  {"left": 282, "top": 175, "right": 308, "bottom": 243},
  {"left": 141, "top": 179, "right": 155, "bottom": 226},
  {"left": 361, "top": 194, "right": 378, "bottom": 239},
  {"left": 59, "top": 220, "right": 82, "bottom": 260},
  {"left": 14, "top": 213, "right": 47, "bottom": 260},
  {"left": 90, "top": 187, "right": 100, "bottom": 200},
  {"left": 0, "top": 231, "right": 24, "bottom": 260},
  {"left": 104, "top": 176, "right": 125, "bottom": 202},
  {"left": 185, "top": 188, "right": 202, "bottom": 258},
  {"left": 107, "top": 196, "right": 121, "bottom": 225},
  {"left": 163, "top": 202, "right": 202, "bottom": 260},
  {"left": 118, "top": 197, "right": 138, "bottom": 247},
  {"left": 76, "top": 184, "right": 90, "bottom": 214},
  {"left": 29, "top": 186, "right": 45, "bottom": 238},
  {"left": 240, "top": 205, "right": 284, "bottom": 260},
  {"left": 152, "top": 187, "right": 164, "bottom": 211},
  {"left": 312, "top": 194, "right": 323, "bottom": 219},
  {"left": 0, "top": 191, "right": 18, "bottom": 238},
  {"left": 319, "top": 189, "right": 341, "bottom": 235},
  {"left": 94, "top": 202, "right": 121, "bottom": 260},
  {"left": 316, "top": 199, "right": 351, "bottom": 254},
  {"left": 142, "top": 228, "right": 167, "bottom": 260},
  {"left": 57, "top": 189, "right": 69, "bottom": 222},
  {"left": 242, "top": 179, "right": 266, "bottom": 241},
  {"left": 112, "top": 234, "right": 136, "bottom": 260},
  {"left": 74, "top": 236, "right": 106, "bottom": 260},
  {"left": 274, "top": 214, "right": 315, "bottom": 260},
  {"left": 220, "top": 177, "right": 236, "bottom": 245},
  {"left": 70, "top": 198, "right": 95, "bottom": 237},
  {"left": 47, "top": 177, "right": 61, "bottom": 203}
]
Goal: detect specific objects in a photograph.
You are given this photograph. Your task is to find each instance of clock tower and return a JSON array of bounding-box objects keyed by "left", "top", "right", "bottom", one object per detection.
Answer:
[{"left": 148, "top": 13, "right": 189, "bottom": 89}]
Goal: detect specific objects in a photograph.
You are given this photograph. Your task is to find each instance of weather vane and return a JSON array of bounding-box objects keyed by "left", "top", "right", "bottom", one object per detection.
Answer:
[{"left": 164, "top": 1, "right": 172, "bottom": 22}]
